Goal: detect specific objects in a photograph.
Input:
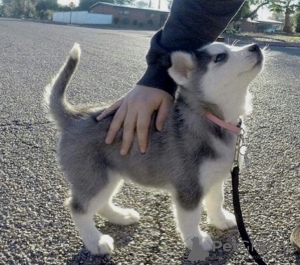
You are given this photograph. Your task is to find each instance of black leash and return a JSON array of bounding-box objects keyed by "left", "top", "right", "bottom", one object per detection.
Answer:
[
  {"left": 232, "top": 164, "right": 267, "bottom": 265},
  {"left": 231, "top": 119, "right": 267, "bottom": 265}
]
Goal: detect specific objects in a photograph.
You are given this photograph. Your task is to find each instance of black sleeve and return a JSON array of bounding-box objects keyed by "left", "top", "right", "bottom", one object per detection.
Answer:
[{"left": 137, "top": 0, "right": 245, "bottom": 96}]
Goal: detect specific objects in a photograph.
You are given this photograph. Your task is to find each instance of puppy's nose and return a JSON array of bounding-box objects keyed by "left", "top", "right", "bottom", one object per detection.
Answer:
[{"left": 249, "top": 44, "right": 260, "bottom": 52}]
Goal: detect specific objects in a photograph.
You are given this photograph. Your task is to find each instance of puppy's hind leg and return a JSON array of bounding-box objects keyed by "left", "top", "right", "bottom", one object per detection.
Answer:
[
  {"left": 171, "top": 188, "right": 213, "bottom": 252},
  {"left": 99, "top": 172, "right": 140, "bottom": 225},
  {"left": 68, "top": 175, "right": 123, "bottom": 255},
  {"left": 203, "top": 179, "right": 237, "bottom": 230}
]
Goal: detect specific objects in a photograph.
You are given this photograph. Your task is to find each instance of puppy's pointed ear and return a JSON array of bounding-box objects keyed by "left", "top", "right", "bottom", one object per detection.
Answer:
[{"left": 168, "top": 52, "right": 194, "bottom": 86}]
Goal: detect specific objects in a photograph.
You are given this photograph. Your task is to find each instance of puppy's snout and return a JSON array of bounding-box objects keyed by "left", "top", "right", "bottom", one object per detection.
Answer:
[
  {"left": 248, "top": 44, "right": 260, "bottom": 53},
  {"left": 248, "top": 44, "right": 263, "bottom": 63}
]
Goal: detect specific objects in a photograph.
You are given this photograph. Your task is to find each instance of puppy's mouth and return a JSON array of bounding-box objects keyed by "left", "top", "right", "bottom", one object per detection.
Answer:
[
  {"left": 239, "top": 53, "right": 264, "bottom": 76},
  {"left": 253, "top": 56, "right": 263, "bottom": 68},
  {"left": 253, "top": 54, "right": 264, "bottom": 70},
  {"left": 251, "top": 45, "right": 264, "bottom": 69}
]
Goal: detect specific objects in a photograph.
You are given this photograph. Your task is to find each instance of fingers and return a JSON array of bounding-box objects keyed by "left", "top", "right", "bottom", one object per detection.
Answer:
[
  {"left": 101, "top": 86, "right": 173, "bottom": 156},
  {"left": 105, "top": 104, "right": 127, "bottom": 145},
  {"left": 105, "top": 103, "right": 151, "bottom": 155},
  {"left": 136, "top": 111, "right": 151, "bottom": 154},
  {"left": 96, "top": 98, "right": 124, "bottom": 121},
  {"left": 120, "top": 110, "right": 138, "bottom": 156},
  {"left": 156, "top": 98, "right": 172, "bottom": 131}
]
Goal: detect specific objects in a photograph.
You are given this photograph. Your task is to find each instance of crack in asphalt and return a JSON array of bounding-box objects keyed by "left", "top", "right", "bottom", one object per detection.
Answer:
[
  {"left": 0, "top": 120, "right": 50, "bottom": 127},
  {"left": 14, "top": 135, "right": 40, "bottom": 149},
  {"left": 0, "top": 120, "right": 54, "bottom": 150}
]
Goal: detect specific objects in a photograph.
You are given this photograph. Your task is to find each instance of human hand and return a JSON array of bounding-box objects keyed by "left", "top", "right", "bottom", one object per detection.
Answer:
[{"left": 96, "top": 85, "right": 173, "bottom": 155}]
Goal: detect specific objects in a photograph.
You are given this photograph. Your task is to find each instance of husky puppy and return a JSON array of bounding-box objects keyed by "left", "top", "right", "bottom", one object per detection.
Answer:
[{"left": 44, "top": 42, "right": 263, "bottom": 255}]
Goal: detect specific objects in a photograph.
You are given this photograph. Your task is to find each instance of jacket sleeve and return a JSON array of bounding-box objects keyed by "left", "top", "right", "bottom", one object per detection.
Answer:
[{"left": 137, "top": 0, "right": 245, "bottom": 96}]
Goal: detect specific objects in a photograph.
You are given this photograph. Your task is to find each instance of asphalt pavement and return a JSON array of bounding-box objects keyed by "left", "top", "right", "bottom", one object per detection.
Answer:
[{"left": 0, "top": 19, "right": 299, "bottom": 265}]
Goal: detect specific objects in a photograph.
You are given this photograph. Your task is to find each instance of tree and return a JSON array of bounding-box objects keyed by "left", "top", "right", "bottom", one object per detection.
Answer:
[
  {"left": 0, "top": 0, "right": 58, "bottom": 18},
  {"left": 233, "top": 1, "right": 253, "bottom": 21},
  {"left": 246, "top": 0, "right": 272, "bottom": 18},
  {"left": 166, "top": 0, "right": 172, "bottom": 10},
  {"left": 136, "top": 1, "right": 148, "bottom": 8},
  {"left": 268, "top": 11, "right": 285, "bottom": 20},
  {"left": 115, "top": 0, "right": 134, "bottom": 4},
  {"left": 77, "top": 0, "right": 99, "bottom": 10},
  {"left": 232, "top": 0, "right": 272, "bottom": 21},
  {"left": 36, "top": 0, "right": 58, "bottom": 12},
  {"left": 294, "top": 11, "right": 300, "bottom": 31},
  {"left": 35, "top": 0, "right": 58, "bottom": 19},
  {"left": 25, "top": 0, "right": 36, "bottom": 17},
  {"left": 57, "top": 4, "right": 71, "bottom": 11},
  {"left": 269, "top": 0, "right": 298, "bottom": 33},
  {"left": 1, "top": 0, "right": 35, "bottom": 17}
]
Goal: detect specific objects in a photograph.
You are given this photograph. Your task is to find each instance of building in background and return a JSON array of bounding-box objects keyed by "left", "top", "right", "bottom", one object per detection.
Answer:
[
  {"left": 241, "top": 18, "right": 283, "bottom": 33},
  {"left": 240, "top": 19, "right": 260, "bottom": 32},
  {"left": 90, "top": 2, "right": 169, "bottom": 28},
  {"left": 53, "top": 11, "right": 112, "bottom": 24}
]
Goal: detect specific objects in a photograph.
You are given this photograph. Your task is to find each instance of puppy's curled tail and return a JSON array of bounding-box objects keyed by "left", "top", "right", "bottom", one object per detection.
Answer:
[{"left": 44, "top": 43, "right": 81, "bottom": 131}]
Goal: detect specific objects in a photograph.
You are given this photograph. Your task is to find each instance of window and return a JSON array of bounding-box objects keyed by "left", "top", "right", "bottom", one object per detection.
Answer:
[
  {"left": 121, "top": 18, "right": 130, "bottom": 25},
  {"left": 119, "top": 9, "right": 130, "bottom": 15}
]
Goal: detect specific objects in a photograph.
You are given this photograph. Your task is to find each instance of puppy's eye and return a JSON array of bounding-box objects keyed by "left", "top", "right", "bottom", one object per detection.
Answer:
[{"left": 215, "top": 53, "right": 227, "bottom": 63}]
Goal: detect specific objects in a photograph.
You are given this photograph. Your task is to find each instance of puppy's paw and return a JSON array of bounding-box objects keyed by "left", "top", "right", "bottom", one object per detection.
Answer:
[
  {"left": 116, "top": 208, "right": 140, "bottom": 225},
  {"left": 184, "top": 231, "right": 213, "bottom": 252},
  {"left": 98, "top": 234, "right": 114, "bottom": 255},
  {"left": 86, "top": 234, "right": 114, "bottom": 255},
  {"left": 207, "top": 209, "right": 237, "bottom": 230},
  {"left": 103, "top": 207, "right": 140, "bottom": 226},
  {"left": 200, "top": 231, "right": 214, "bottom": 252}
]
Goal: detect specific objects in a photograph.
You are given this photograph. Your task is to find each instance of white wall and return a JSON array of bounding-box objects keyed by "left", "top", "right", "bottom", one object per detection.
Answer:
[
  {"left": 53, "top": 12, "right": 71, "bottom": 24},
  {"left": 85, "top": 13, "right": 112, "bottom": 24},
  {"left": 52, "top": 11, "right": 112, "bottom": 25}
]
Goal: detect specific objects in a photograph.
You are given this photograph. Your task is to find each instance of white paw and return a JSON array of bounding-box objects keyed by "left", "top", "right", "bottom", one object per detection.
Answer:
[
  {"left": 200, "top": 231, "right": 214, "bottom": 251},
  {"left": 184, "top": 231, "right": 213, "bottom": 252},
  {"left": 117, "top": 208, "right": 140, "bottom": 225},
  {"left": 207, "top": 210, "right": 237, "bottom": 230},
  {"left": 106, "top": 208, "right": 140, "bottom": 225},
  {"left": 84, "top": 234, "right": 114, "bottom": 255},
  {"left": 98, "top": 234, "right": 114, "bottom": 254}
]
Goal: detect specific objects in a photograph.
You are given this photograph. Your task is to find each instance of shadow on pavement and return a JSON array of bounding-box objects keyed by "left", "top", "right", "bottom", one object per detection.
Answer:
[
  {"left": 295, "top": 252, "right": 300, "bottom": 265},
  {"left": 180, "top": 229, "right": 241, "bottom": 265},
  {"left": 66, "top": 247, "right": 116, "bottom": 265},
  {"left": 65, "top": 222, "right": 139, "bottom": 265}
]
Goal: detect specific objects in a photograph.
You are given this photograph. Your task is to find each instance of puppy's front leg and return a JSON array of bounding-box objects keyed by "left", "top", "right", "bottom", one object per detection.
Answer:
[
  {"left": 172, "top": 196, "right": 213, "bottom": 252},
  {"left": 203, "top": 180, "right": 237, "bottom": 230}
]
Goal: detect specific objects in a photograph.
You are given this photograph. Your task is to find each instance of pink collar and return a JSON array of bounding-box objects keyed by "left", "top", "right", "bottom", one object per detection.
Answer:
[{"left": 205, "top": 112, "right": 242, "bottom": 135}]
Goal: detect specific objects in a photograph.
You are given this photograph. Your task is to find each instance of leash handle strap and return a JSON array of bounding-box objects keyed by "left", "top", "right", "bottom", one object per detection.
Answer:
[{"left": 232, "top": 166, "right": 268, "bottom": 265}]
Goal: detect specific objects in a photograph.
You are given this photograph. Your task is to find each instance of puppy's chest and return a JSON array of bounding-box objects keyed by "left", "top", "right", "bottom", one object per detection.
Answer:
[
  {"left": 211, "top": 136, "right": 236, "bottom": 168},
  {"left": 197, "top": 137, "right": 236, "bottom": 186}
]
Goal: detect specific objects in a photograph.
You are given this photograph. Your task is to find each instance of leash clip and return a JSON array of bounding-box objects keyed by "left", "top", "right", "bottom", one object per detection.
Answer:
[
  {"left": 232, "top": 134, "right": 242, "bottom": 170},
  {"left": 231, "top": 119, "right": 244, "bottom": 171}
]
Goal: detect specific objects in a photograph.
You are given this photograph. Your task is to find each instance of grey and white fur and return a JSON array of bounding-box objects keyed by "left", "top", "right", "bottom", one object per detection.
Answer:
[{"left": 44, "top": 42, "right": 264, "bottom": 255}]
